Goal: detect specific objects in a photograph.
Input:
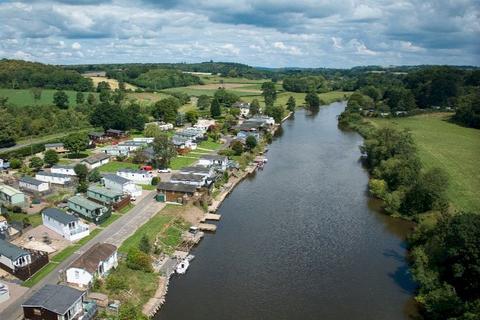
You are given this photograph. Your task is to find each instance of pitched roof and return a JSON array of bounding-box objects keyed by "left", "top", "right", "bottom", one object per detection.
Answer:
[
  {"left": 157, "top": 182, "right": 197, "bottom": 194},
  {"left": 103, "top": 174, "right": 130, "bottom": 185},
  {"left": 51, "top": 164, "right": 75, "bottom": 170},
  {"left": 68, "top": 195, "right": 105, "bottom": 211},
  {"left": 45, "top": 143, "right": 64, "bottom": 148},
  {"left": 69, "top": 243, "right": 117, "bottom": 274},
  {"left": 0, "top": 184, "right": 23, "bottom": 197},
  {"left": 82, "top": 153, "right": 110, "bottom": 164},
  {"left": 87, "top": 185, "right": 123, "bottom": 198},
  {"left": 19, "top": 176, "right": 45, "bottom": 186},
  {"left": 42, "top": 208, "right": 78, "bottom": 225},
  {"left": 36, "top": 171, "right": 71, "bottom": 179},
  {"left": 179, "top": 166, "right": 211, "bottom": 174},
  {"left": 22, "top": 284, "right": 85, "bottom": 315},
  {"left": 0, "top": 239, "right": 29, "bottom": 261},
  {"left": 170, "top": 173, "right": 205, "bottom": 182}
]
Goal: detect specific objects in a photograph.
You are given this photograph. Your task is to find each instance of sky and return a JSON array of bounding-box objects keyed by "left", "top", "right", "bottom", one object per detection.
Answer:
[{"left": 0, "top": 0, "right": 479, "bottom": 68}]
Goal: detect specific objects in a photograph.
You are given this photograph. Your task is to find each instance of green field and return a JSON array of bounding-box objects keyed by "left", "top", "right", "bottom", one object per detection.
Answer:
[
  {"left": 170, "top": 156, "right": 197, "bottom": 169},
  {"left": 0, "top": 88, "right": 97, "bottom": 107},
  {"left": 370, "top": 113, "right": 480, "bottom": 213},
  {"left": 99, "top": 160, "right": 139, "bottom": 172}
]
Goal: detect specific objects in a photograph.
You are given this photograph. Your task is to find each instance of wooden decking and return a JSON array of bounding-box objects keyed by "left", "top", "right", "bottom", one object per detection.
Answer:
[{"left": 198, "top": 223, "right": 217, "bottom": 231}]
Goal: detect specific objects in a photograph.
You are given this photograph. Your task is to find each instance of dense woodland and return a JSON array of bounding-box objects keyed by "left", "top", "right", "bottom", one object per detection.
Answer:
[{"left": 0, "top": 59, "right": 93, "bottom": 91}]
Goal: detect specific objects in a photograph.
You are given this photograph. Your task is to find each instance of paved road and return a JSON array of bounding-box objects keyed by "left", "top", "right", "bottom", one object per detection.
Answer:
[{"left": 0, "top": 192, "right": 165, "bottom": 320}]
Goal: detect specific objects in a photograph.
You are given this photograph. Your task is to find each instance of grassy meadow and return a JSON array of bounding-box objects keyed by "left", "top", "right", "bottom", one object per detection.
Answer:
[
  {"left": 0, "top": 88, "right": 98, "bottom": 107},
  {"left": 369, "top": 113, "right": 480, "bottom": 213}
]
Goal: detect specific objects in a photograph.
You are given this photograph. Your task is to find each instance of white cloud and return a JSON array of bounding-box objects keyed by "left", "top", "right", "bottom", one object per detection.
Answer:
[
  {"left": 71, "top": 42, "right": 81, "bottom": 50},
  {"left": 331, "top": 37, "right": 342, "bottom": 49},
  {"left": 220, "top": 43, "right": 240, "bottom": 55}
]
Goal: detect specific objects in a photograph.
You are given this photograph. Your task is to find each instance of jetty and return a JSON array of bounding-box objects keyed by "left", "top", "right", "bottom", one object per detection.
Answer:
[
  {"left": 198, "top": 223, "right": 217, "bottom": 231},
  {"left": 202, "top": 213, "right": 221, "bottom": 221}
]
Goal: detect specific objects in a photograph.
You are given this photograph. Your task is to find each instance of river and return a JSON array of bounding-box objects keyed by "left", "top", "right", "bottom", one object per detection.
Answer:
[{"left": 156, "top": 102, "right": 417, "bottom": 320}]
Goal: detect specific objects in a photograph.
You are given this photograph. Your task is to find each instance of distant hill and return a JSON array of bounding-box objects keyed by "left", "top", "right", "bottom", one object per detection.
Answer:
[{"left": 0, "top": 59, "right": 93, "bottom": 91}]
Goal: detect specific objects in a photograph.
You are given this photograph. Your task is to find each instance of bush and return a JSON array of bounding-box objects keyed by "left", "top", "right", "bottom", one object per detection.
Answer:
[
  {"left": 151, "top": 176, "right": 160, "bottom": 186},
  {"left": 29, "top": 157, "right": 44, "bottom": 171},
  {"left": 218, "top": 149, "right": 235, "bottom": 157},
  {"left": 106, "top": 274, "right": 129, "bottom": 292},
  {"left": 9, "top": 158, "right": 22, "bottom": 169},
  {"left": 231, "top": 140, "right": 244, "bottom": 156},
  {"left": 12, "top": 206, "right": 22, "bottom": 213},
  {"left": 126, "top": 248, "right": 153, "bottom": 272}
]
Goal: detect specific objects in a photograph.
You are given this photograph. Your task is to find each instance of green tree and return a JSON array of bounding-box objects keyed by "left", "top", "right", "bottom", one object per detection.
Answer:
[
  {"left": 144, "top": 124, "right": 162, "bottom": 138},
  {"left": 53, "top": 90, "right": 69, "bottom": 109},
  {"left": 250, "top": 99, "right": 260, "bottom": 116},
  {"left": 139, "top": 234, "right": 151, "bottom": 253},
  {"left": 74, "top": 163, "right": 89, "bottom": 182},
  {"left": 261, "top": 82, "right": 277, "bottom": 106},
  {"left": 31, "top": 88, "right": 42, "bottom": 103},
  {"left": 9, "top": 158, "right": 22, "bottom": 169},
  {"left": 88, "top": 169, "right": 101, "bottom": 182},
  {"left": 265, "top": 105, "right": 284, "bottom": 123},
  {"left": 185, "top": 110, "right": 198, "bottom": 124},
  {"left": 152, "top": 97, "right": 180, "bottom": 123},
  {"left": 126, "top": 248, "right": 153, "bottom": 272},
  {"left": 99, "top": 90, "right": 111, "bottom": 103},
  {"left": 245, "top": 135, "right": 257, "bottom": 150},
  {"left": 210, "top": 98, "right": 221, "bottom": 118},
  {"left": 87, "top": 93, "right": 96, "bottom": 106},
  {"left": 305, "top": 91, "right": 320, "bottom": 110},
  {"left": 63, "top": 132, "right": 89, "bottom": 156},
  {"left": 96, "top": 81, "right": 111, "bottom": 92},
  {"left": 286, "top": 96, "right": 296, "bottom": 112},
  {"left": 43, "top": 149, "right": 59, "bottom": 167},
  {"left": 76, "top": 91, "right": 84, "bottom": 104},
  {"left": 231, "top": 140, "right": 244, "bottom": 155},
  {"left": 197, "top": 95, "right": 211, "bottom": 110},
  {"left": 152, "top": 133, "right": 177, "bottom": 169},
  {"left": 77, "top": 180, "right": 88, "bottom": 193},
  {"left": 29, "top": 157, "right": 44, "bottom": 171}
]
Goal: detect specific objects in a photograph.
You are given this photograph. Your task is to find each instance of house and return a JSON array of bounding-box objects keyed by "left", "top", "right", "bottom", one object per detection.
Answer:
[
  {"left": 81, "top": 153, "right": 110, "bottom": 169},
  {"left": 117, "top": 169, "right": 153, "bottom": 185},
  {"left": 170, "top": 173, "right": 207, "bottom": 187},
  {"left": 66, "top": 243, "right": 118, "bottom": 288},
  {"left": 102, "top": 174, "right": 142, "bottom": 198},
  {"left": 0, "top": 239, "right": 31, "bottom": 272},
  {"left": 133, "top": 137, "right": 154, "bottom": 144},
  {"left": 156, "top": 182, "right": 197, "bottom": 203},
  {"left": 250, "top": 115, "right": 275, "bottom": 126},
  {"left": 88, "top": 132, "right": 107, "bottom": 144},
  {"left": 232, "top": 102, "right": 251, "bottom": 117},
  {"left": 172, "top": 135, "right": 197, "bottom": 150},
  {"left": 51, "top": 164, "right": 76, "bottom": 176},
  {"left": 0, "top": 159, "right": 10, "bottom": 170},
  {"left": 35, "top": 171, "right": 72, "bottom": 186},
  {"left": 67, "top": 195, "right": 110, "bottom": 224},
  {"left": 179, "top": 165, "right": 215, "bottom": 178},
  {"left": 87, "top": 185, "right": 123, "bottom": 205},
  {"left": 103, "top": 145, "right": 129, "bottom": 157},
  {"left": 194, "top": 119, "right": 215, "bottom": 132},
  {"left": 22, "top": 284, "right": 96, "bottom": 320},
  {"left": 105, "top": 129, "right": 127, "bottom": 138},
  {"left": 198, "top": 155, "right": 228, "bottom": 171},
  {"left": 42, "top": 208, "right": 90, "bottom": 241},
  {"left": 236, "top": 130, "right": 261, "bottom": 143},
  {"left": 0, "top": 184, "right": 25, "bottom": 207},
  {"left": 44, "top": 143, "right": 67, "bottom": 153},
  {"left": 18, "top": 176, "right": 50, "bottom": 193},
  {"left": 145, "top": 121, "right": 174, "bottom": 131}
]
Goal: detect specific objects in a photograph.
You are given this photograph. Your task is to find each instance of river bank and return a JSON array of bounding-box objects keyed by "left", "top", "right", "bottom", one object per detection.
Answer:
[
  {"left": 156, "top": 103, "right": 416, "bottom": 320},
  {"left": 142, "top": 112, "right": 292, "bottom": 317}
]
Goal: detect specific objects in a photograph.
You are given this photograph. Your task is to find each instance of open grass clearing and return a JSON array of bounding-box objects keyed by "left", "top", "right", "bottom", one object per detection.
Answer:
[
  {"left": 170, "top": 156, "right": 197, "bottom": 170},
  {"left": 198, "top": 138, "right": 222, "bottom": 150},
  {"left": 0, "top": 88, "right": 97, "bottom": 107},
  {"left": 369, "top": 113, "right": 480, "bottom": 212}
]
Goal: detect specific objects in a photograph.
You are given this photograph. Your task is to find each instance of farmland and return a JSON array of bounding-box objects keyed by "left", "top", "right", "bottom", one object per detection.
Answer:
[
  {"left": 369, "top": 113, "right": 480, "bottom": 213},
  {"left": 87, "top": 76, "right": 136, "bottom": 90}
]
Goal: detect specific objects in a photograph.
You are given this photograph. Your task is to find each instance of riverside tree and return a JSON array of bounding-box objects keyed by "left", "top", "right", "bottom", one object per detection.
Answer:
[
  {"left": 305, "top": 91, "right": 320, "bottom": 110},
  {"left": 152, "top": 133, "right": 177, "bottom": 169},
  {"left": 261, "top": 82, "right": 277, "bottom": 106},
  {"left": 287, "top": 96, "right": 296, "bottom": 112}
]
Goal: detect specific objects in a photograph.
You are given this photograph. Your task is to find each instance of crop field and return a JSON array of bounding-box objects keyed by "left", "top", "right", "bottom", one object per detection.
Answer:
[
  {"left": 87, "top": 76, "right": 137, "bottom": 90},
  {"left": 0, "top": 88, "right": 96, "bottom": 107},
  {"left": 370, "top": 113, "right": 480, "bottom": 213}
]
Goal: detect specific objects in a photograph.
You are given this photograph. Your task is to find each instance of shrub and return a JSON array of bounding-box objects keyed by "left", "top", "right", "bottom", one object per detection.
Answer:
[
  {"left": 106, "top": 274, "right": 128, "bottom": 292},
  {"left": 151, "top": 176, "right": 160, "bottom": 186},
  {"left": 9, "top": 158, "right": 22, "bottom": 169},
  {"left": 126, "top": 248, "right": 153, "bottom": 272}
]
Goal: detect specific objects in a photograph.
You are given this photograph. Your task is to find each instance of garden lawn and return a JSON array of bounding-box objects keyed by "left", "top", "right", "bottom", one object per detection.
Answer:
[
  {"left": 369, "top": 113, "right": 480, "bottom": 213},
  {"left": 198, "top": 138, "right": 222, "bottom": 150},
  {"left": 7, "top": 212, "right": 42, "bottom": 227},
  {"left": 170, "top": 156, "right": 197, "bottom": 170},
  {"left": 99, "top": 161, "right": 139, "bottom": 172}
]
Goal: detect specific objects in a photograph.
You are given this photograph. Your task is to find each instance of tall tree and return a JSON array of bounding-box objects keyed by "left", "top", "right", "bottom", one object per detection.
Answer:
[
  {"left": 53, "top": 90, "right": 69, "bottom": 109},
  {"left": 43, "top": 149, "right": 59, "bottom": 167},
  {"left": 261, "top": 82, "right": 277, "bottom": 107},
  {"left": 76, "top": 91, "right": 85, "bottom": 104},
  {"left": 197, "top": 95, "right": 211, "bottom": 110},
  {"left": 152, "top": 133, "right": 177, "bottom": 169},
  {"left": 305, "top": 91, "right": 320, "bottom": 110},
  {"left": 286, "top": 96, "right": 296, "bottom": 112},
  {"left": 152, "top": 97, "right": 180, "bottom": 123},
  {"left": 250, "top": 99, "right": 260, "bottom": 116},
  {"left": 63, "top": 132, "right": 89, "bottom": 155},
  {"left": 210, "top": 98, "right": 221, "bottom": 118}
]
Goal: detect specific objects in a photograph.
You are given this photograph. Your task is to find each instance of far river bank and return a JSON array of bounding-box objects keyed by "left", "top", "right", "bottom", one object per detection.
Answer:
[{"left": 156, "top": 102, "right": 418, "bottom": 320}]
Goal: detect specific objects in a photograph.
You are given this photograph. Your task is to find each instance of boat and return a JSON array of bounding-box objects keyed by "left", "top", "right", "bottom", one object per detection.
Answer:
[{"left": 176, "top": 254, "right": 195, "bottom": 274}]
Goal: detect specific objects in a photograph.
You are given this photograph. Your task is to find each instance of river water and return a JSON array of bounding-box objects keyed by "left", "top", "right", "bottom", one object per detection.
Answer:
[{"left": 157, "top": 102, "right": 416, "bottom": 320}]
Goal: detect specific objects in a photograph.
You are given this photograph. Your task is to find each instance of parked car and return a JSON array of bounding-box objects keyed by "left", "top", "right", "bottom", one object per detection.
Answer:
[{"left": 157, "top": 168, "right": 171, "bottom": 173}]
